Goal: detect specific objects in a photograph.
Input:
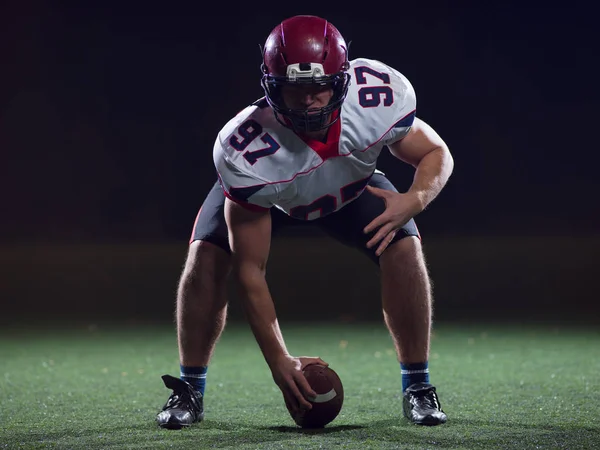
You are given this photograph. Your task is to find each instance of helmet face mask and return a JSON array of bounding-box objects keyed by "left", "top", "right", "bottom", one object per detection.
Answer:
[
  {"left": 260, "top": 16, "right": 351, "bottom": 133},
  {"left": 261, "top": 70, "right": 351, "bottom": 133}
]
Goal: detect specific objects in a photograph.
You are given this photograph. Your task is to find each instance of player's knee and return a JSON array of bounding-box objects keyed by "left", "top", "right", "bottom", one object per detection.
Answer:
[
  {"left": 182, "top": 240, "right": 231, "bottom": 286},
  {"left": 381, "top": 236, "right": 426, "bottom": 269}
]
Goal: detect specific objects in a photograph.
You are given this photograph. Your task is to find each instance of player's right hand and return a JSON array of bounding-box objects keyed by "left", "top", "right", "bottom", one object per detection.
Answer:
[{"left": 269, "top": 355, "right": 328, "bottom": 418}]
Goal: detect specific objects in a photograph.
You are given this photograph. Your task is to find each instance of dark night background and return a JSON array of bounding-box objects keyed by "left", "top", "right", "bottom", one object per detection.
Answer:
[{"left": 1, "top": 2, "right": 598, "bottom": 325}]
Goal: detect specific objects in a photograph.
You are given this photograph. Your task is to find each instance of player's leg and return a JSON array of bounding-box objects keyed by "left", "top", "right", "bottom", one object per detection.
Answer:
[
  {"left": 177, "top": 190, "right": 231, "bottom": 370},
  {"left": 316, "top": 172, "right": 446, "bottom": 425},
  {"left": 157, "top": 181, "right": 231, "bottom": 429},
  {"left": 157, "top": 183, "right": 300, "bottom": 429},
  {"left": 175, "top": 193, "right": 301, "bottom": 373},
  {"left": 379, "top": 235, "right": 446, "bottom": 426}
]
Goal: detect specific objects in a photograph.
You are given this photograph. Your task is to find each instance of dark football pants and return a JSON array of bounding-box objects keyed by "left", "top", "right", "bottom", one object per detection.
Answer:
[{"left": 190, "top": 173, "right": 420, "bottom": 265}]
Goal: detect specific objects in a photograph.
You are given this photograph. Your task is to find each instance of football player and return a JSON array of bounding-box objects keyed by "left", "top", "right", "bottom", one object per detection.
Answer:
[{"left": 157, "top": 15, "right": 454, "bottom": 429}]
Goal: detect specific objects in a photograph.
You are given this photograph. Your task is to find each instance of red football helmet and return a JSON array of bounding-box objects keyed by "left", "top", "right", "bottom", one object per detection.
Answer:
[{"left": 261, "top": 15, "right": 351, "bottom": 132}]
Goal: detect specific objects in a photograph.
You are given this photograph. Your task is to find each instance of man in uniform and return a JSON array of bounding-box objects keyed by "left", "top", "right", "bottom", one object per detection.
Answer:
[{"left": 157, "top": 14, "right": 454, "bottom": 428}]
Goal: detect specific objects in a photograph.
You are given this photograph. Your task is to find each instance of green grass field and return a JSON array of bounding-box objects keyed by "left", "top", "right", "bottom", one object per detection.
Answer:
[{"left": 1, "top": 321, "right": 599, "bottom": 449}]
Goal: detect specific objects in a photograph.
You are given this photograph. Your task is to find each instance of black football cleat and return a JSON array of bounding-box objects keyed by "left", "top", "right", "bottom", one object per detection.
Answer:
[
  {"left": 156, "top": 374, "right": 204, "bottom": 429},
  {"left": 403, "top": 382, "right": 447, "bottom": 426}
]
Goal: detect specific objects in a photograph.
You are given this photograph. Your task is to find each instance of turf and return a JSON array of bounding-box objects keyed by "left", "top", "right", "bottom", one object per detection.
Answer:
[{"left": 1, "top": 321, "right": 599, "bottom": 449}]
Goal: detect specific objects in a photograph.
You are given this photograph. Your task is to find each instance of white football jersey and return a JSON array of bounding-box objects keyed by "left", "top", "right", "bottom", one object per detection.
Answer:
[{"left": 213, "top": 58, "right": 416, "bottom": 220}]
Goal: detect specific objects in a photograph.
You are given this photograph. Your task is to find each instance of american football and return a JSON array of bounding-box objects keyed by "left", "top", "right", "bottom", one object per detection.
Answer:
[{"left": 293, "top": 364, "right": 344, "bottom": 428}]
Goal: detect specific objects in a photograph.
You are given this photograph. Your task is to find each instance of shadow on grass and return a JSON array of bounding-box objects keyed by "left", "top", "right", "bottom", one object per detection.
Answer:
[
  {"left": 363, "top": 417, "right": 600, "bottom": 450},
  {"left": 3, "top": 421, "right": 355, "bottom": 450},
  {"left": 4, "top": 417, "right": 598, "bottom": 450},
  {"left": 261, "top": 424, "right": 366, "bottom": 434}
]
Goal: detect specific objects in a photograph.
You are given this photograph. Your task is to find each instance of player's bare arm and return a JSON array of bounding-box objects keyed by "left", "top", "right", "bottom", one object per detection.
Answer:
[
  {"left": 364, "top": 117, "right": 454, "bottom": 256},
  {"left": 389, "top": 117, "right": 454, "bottom": 209},
  {"left": 224, "top": 198, "right": 326, "bottom": 415}
]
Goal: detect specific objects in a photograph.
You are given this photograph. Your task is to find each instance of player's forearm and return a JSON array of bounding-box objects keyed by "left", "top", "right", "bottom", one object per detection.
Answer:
[
  {"left": 407, "top": 146, "right": 454, "bottom": 212},
  {"left": 235, "top": 267, "right": 290, "bottom": 366}
]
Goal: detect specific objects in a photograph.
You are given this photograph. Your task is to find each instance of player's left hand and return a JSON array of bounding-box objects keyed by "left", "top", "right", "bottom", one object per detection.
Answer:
[{"left": 363, "top": 186, "right": 422, "bottom": 256}]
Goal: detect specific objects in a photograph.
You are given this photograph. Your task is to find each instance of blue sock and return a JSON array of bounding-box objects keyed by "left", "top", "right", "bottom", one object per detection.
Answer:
[
  {"left": 180, "top": 365, "right": 208, "bottom": 396},
  {"left": 400, "top": 362, "right": 429, "bottom": 392}
]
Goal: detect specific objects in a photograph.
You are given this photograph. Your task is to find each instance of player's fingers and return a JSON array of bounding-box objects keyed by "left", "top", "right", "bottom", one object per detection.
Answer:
[
  {"left": 284, "top": 388, "right": 308, "bottom": 420},
  {"left": 366, "top": 223, "right": 394, "bottom": 248},
  {"left": 292, "top": 371, "right": 317, "bottom": 406},
  {"left": 283, "top": 391, "right": 297, "bottom": 415},
  {"left": 363, "top": 214, "right": 389, "bottom": 235},
  {"left": 285, "top": 393, "right": 307, "bottom": 423},
  {"left": 375, "top": 229, "right": 398, "bottom": 256},
  {"left": 365, "top": 185, "right": 389, "bottom": 198}
]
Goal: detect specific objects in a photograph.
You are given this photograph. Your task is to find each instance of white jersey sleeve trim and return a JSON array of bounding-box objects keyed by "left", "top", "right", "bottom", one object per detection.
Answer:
[{"left": 358, "top": 108, "right": 416, "bottom": 153}]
